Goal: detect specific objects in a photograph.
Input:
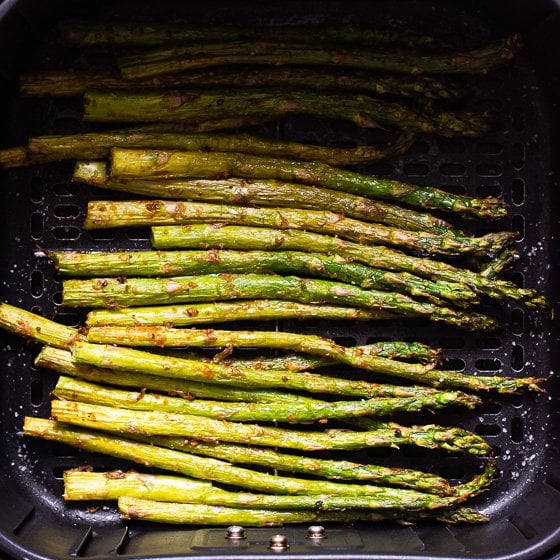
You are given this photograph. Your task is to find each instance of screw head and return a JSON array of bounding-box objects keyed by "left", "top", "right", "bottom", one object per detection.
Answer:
[
  {"left": 268, "top": 534, "right": 289, "bottom": 550},
  {"left": 306, "top": 525, "right": 327, "bottom": 539},
  {"left": 225, "top": 525, "right": 246, "bottom": 540}
]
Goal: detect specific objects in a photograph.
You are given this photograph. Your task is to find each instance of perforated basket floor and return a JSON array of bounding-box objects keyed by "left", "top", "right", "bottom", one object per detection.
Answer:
[{"left": 0, "top": 1, "right": 559, "bottom": 560}]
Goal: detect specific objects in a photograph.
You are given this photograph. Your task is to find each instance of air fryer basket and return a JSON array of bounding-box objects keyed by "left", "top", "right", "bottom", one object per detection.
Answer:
[{"left": 0, "top": 1, "right": 559, "bottom": 559}]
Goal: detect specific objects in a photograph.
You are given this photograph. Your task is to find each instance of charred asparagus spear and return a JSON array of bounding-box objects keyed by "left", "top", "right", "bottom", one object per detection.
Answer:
[
  {"left": 62, "top": 275, "right": 498, "bottom": 331},
  {"left": 20, "top": 68, "right": 461, "bottom": 100},
  {"left": 84, "top": 90, "right": 490, "bottom": 138},
  {"left": 74, "top": 161, "right": 460, "bottom": 235},
  {"left": 83, "top": 327, "right": 546, "bottom": 394},
  {"left": 106, "top": 148, "right": 506, "bottom": 220},
  {"left": 114, "top": 37, "right": 519, "bottom": 79},
  {"left": 151, "top": 224, "right": 548, "bottom": 309},
  {"left": 52, "top": 249, "right": 475, "bottom": 307},
  {"left": 24, "top": 418, "right": 496, "bottom": 503},
  {"left": 83, "top": 200, "right": 514, "bottom": 258}
]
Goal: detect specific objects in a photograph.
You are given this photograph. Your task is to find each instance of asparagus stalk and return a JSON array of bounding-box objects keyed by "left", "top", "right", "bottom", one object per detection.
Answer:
[
  {"left": 151, "top": 224, "right": 548, "bottom": 309},
  {"left": 50, "top": 399, "right": 482, "bottom": 450},
  {"left": 24, "top": 130, "right": 416, "bottom": 167},
  {"left": 54, "top": 375, "right": 477, "bottom": 425},
  {"left": 36, "top": 346, "right": 329, "bottom": 405},
  {"left": 59, "top": 21, "right": 443, "bottom": 49},
  {"left": 64, "top": 274, "right": 498, "bottom": 331},
  {"left": 63, "top": 469, "right": 453, "bottom": 505},
  {"left": 118, "top": 496, "right": 489, "bottom": 525},
  {"left": 115, "top": 37, "right": 519, "bottom": 79},
  {"left": 20, "top": 68, "right": 462, "bottom": 100},
  {"left": 0, "top": 301, "right": 81, "bottom": 348},
  {"left": 107, "top": 148, "right": 506, "bottom": 220},
  {"left": 84, "top": 326, "right": 545, "bottom": 394},
  {"left": 480, "top": 248, "right": 517, "bottom": 279},
  {"left": 25, "top": 418, "right": 495, "bottom": 503},
  {"left": 53, "top": 249, "right": 475, "bottom": 307},
  {"left": 71, "top": 341, "right": 456, "bottom": 400},
  {"left": 84, "top": 200, "right": 514, "bottom": 258},
  {"left": 74, "top": 161, "right": 461, "bottom": 235},
  {"left": 84, "top": 90, "right": 490, "bottom": 139}
]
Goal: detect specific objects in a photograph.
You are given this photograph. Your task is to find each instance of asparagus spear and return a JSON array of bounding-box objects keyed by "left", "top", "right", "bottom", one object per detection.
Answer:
[
  {"left": 36, "top": 346, "right": 330, "bottom": 405},
  {"left": 24, "top": 129, "right": 415, "bottom": 167},
  {"left": 63, "top": 469, "right": 453, "bottom": 505},
  {"left": 115, "top": 37, "right": 519, "bottom": 79},
  {"left": 151, "top": 224, "right": 548, "bottom": 309},
  {"left": 84, "top": 90, "right": 490, "bottom": 138},
  {"left": 84, "top": 200, "right": 514, "bottom": 258},
  {"left": 54, "top": 375, "right": 477, "bottom": 424},
  {"left": 53, "top": 249, "right": 474, "bottom": 307},
  {"left": 71, "top": 341, "right": 453, "bottom": 399},
  {"left": 50, "top": 399, "right": 482, "bottom": 450},
  {"left": 25, "top": 418, "right": 495, "bottom": 503},
  {"left": 59, "top": 21, "right": 442, "bottom": 49},
  {"left": 20, "top": 68, "right": 461, "bottom": 100},
  {"left": 63, "top": 275, "right": 498, "bottom": 331},
  {"left": 74, "top": 161, "right": 461, "bottom": 235},
  {"left": 107, "top": 148, "right": 506, "bottom": 220},
  {"left": 84, "top": 326, "right": 545, "bottom": 394},
  {"left": 480, "top": 248, "right": 517, "bottom": 279}
]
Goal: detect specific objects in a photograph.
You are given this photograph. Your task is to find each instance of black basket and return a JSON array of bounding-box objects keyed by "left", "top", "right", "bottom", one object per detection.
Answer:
[{"left": 0, "top": 1, "right": 559, "bottom": 559}]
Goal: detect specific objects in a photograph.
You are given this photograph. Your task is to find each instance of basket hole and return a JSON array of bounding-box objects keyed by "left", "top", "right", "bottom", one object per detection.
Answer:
[
  {"left": 53, "top": 204, "right": 80, "bottom": 218},
  {"left": 441, "top": 184, "right": 466, "bottom": 195},
  {"left": 476, "top": 336, "right": 502, "bottom": 350},
  {"left": 89, "top": 229, "right": 116, "bottom": 241},
  {"left": 440, "top": 358, "right": 465, "bottom": 371},
  {"left": 366, "top": 336, "right": 390, "bottom": 344},
  {"left": 30, "top": 379, "right": 43, "bottom": 406},
  {"left": 439, "top": 141, "right": 465, "bottom": 154},
  {"left": 30, "top": 176, "right": 44, "bottom": 203},
  {"left": 511, "top": 309, "right": 525, "bottom": 335},
  {"left": 52, "top": 291, "right": 63, "bottom": 305},
  {"left": 408, "top": 141, "right": 430, "bottom": 155},
  {"left": 512, "top": 178, "right": 525, "bottom": 206},
  {"left": 333, "top": 336, "right": 357, "bottom": 347},
  {"left": 475, "top": 358, "right": 502, "bottom": 372},
  {"left": 403, "top": 163, "right": 429, "bottom": 176},
  {"left": 367, "top": 163, "right": 393, "bottom": 176},
  {"left": 400, "top": 445, "right": 430, "bottom": 458},
  {"left": 30, "top": 270, "right": 43, "bottom": 298},
  {"left": 508, "top": 272, "right": 525, "bottom": 288},
  {"left": 475, "top": 424, "right": 501, "bottom": 436},
  {"left": 477, "top": 401, "right": 502, "bottom": 414},
  {"left": 491, "top": 445, "right": 501, "bottom": 456},
  {"left": 476, "top": 142, "right": 503, "bottom": 155},
  {"left": 54, "top": 182, "right": 80, "bottom": 196},
  {"left": 31, "top": 212, "right": 43, "bottom": 240},
  {"left": 440, "top": 163, "right": 466, "bottom": 176},
  {"left": 438, "top": 337, "right": 464, "bottom": 349},
  {"left": 476, "top": 184, "right": 502, "bottom": 198},
  {"left": 511, "top": 417, "right": 524, "bottom": 443},
  {"left": 512, "top": 107, "right": 526, "bottom": 131},
  {"left": 510, "top": 394, "right": 524, "bottom": 408},
  {"left": 512, "top": 143, "right": 525, "bottom": 170},
  {"left": 52, "top": 226, "right": 80, "bottom": 240},
  {"left": 476, "top": 163, "right": 502, "bottom": 177},
  {"left": 512, "top": 215, "right": 525, "bottom": 241},
  {"left": 511, "top": 345, "right": 524, "bottom": 371},
  {"left": 438, "top": 465, "right": 466, "bottom": 480},
  {"left": 365, "top": 447, "right": 393, "bottom": 459},
  {"left": 55, "top": 312, "right": 81, "bottom": 327},
  {"left": 126, "top": 227, "right": 151, "bottom": 240}
]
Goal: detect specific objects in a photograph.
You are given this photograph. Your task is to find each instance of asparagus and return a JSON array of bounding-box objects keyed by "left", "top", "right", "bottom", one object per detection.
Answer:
[
  {"left": 119, "top": 496, "right": 489, "bottom": 525},
  {"left": 20, "top": 68, "right": 462, "bottom": 100},
  {"left": 36, "top": 346, "right": 329, "bottom": 405},
  {"left": 53, "top": 249, "right": 475, "bottom": 307},
  {"left": 151, "top": 224, "right": 548, "bottom": 309},
  {"left": 74, "top": 161, "right": 461, "bottom": 235},
  {"left": 59, "top": 21, "right": 442, "bottom": 49},
  {"left": 71, "top": 341, "right": 455, "bottom": 399},
  {"left": 481, "top": 248, "right": 517, "bottom": 279},
  {"left": 25, "top": 418, "right": 496, "bottom": 503},
  {"left": 84, "top": 200, "right": 514, "bottom": 258},
  {"left": 0, "top": 301, "right": 81, "bottom": 348},
  {"left": 50, "top": 399, "right": 482, "bottom": 450},
  {"left": 84, "top": 326, "right": 545, "bottom": 394},
  {"left": 115, "top": 37, "right": 519, "bottom": 79},
  {"left": 84, "top": 90, "right": 490, "bottom": 139},
  {"left": 107, "top": 148, "right": 506, "bottom": 220},
  {"left": 54, "top": 375, "right": 477, "bottom": 425}
]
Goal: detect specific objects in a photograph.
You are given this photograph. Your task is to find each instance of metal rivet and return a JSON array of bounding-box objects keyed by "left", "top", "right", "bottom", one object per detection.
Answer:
[
  {"left": 268, "top": 534, "right": 289, "bottom": 550},
  {"left": 225, "top": 525, "right": 246, "bottom": 540},
  {"left": 306, "top": 525, "right": 327, "bottom": 539}
]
